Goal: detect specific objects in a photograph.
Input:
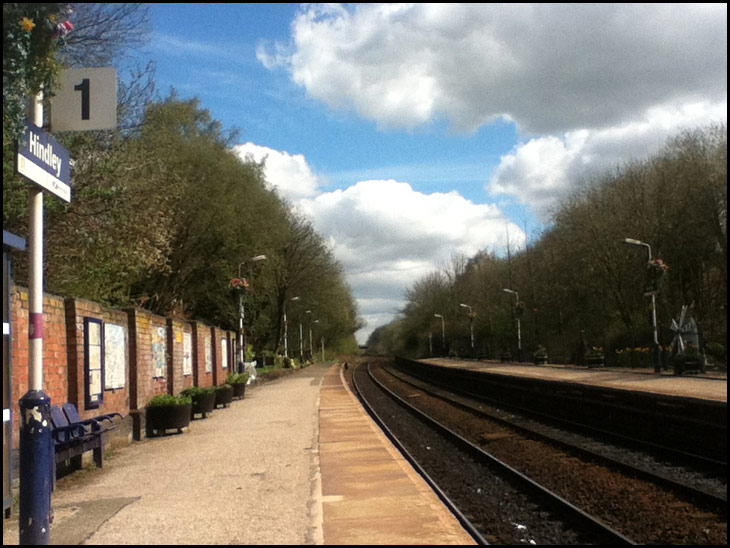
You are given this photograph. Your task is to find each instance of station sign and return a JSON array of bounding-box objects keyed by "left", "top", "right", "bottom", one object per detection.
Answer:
[{"left": 15, "top": 121, "right": 72, "bottom": 202}]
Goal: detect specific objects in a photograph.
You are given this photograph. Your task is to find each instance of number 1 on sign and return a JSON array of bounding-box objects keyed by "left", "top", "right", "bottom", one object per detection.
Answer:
[{"left": 74, "top": 78, "right": 90, "bottom": 120}]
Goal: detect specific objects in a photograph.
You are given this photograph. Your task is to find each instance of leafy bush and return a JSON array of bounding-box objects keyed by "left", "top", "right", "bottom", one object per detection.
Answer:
[
  {"left": 181, "top": 386, "right": 215, "bottom": 398},
  {"left": 670, "top": 344, "right": 704, "bottom": 375},
  {"left": 226, "top": 372, "right": 250, "bottom": 385},
  {"left": 704, "top": 342, "right": 725, "bottom": 362},
  {"left": 147, "top": 393, "right": 191, "bottom": 407},
  {"left": 534, "top": 345, "right": 548, "bottom": 358}
]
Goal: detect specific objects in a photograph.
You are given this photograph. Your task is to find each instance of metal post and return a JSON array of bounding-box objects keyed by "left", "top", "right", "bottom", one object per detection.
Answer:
[
  {"left": 238, "top": 292, "right": 244, "bottom": 373},
  {"left": 624, "top": 239, "right": 661, "bottom": 373},
  {"left": 460, "top": 304, "right": 475, "bottom": 356},
  {"left": 283, "top": 300, "right": 288, "bottom": 358},
  {"left": 435, "top": 314, "right": 445, "bottom": 356},
  {"left": 19, "top": 92, "right": 52, "bottom": 545},
  {"left": 650, "top": 292, "right": 660, "bottom": 372},
  {"left": 503, "top": 289, "right": 522, "bottom": 362}
]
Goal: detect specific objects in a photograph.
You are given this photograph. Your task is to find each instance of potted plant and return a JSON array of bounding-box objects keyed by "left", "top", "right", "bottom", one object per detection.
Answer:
[
  {"left": 226, "top": 372, "right": 250, "bottom": 399},
  {"left": 214, "top": 384, "right": 234, "bottom": 408},
  {"left": 671, "top": 344, "right": 705, "bottom": 376},
  {"left": 145, "top": 393, "right": 192, "bottom": 437},
  {"left": 181, "top": 386, "right": 216, "bottom": 419},
  {"left": 586, "top": 346, "right": 605, "bottom": 367},
  {"left": 533, "top": 345, "right": 548, "bottom": 365}
]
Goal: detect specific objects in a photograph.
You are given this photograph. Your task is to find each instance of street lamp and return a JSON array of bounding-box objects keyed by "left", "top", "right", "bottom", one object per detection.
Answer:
[
  {"left": 459, "top": 303, "right": 475, "bottom": 353},
  {"left": 623, "top": 237, "right": 661, "bottom": 372},
  {"left": 284, "top": 296, "right": 300, "bottom": 358},
  {"left": 237, "top": 255, "right": 267, "bottom": 373},
  {"left": 434, "top": 314, "right": 446, "bottom": 356},
  {"left": 502, "top": 288, "right": 522, "bottom": 362}
]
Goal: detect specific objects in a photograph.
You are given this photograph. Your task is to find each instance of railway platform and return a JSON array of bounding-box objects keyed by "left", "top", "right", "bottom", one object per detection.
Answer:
[
  {"left": 421, "top": 358, "right": 727, "bottom": 403},
  {"left": 320, "top": 364, "right": 475, "bottom": 545},
  {"left": 3, "top": 362, "right": 475, "bottom": 545}
]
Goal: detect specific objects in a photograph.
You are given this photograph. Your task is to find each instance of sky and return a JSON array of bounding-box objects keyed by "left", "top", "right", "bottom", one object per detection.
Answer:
[{"left": 130, "top": 3, "right": 727, "bottom": 344}]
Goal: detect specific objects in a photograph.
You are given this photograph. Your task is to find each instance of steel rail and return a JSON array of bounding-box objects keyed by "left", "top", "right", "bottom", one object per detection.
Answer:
[
  {"left": 362, "top": 362, "right": 637, "bottom": 545},
  {"left": 381, "top": 362, "right": 727, "bottom": 514}
]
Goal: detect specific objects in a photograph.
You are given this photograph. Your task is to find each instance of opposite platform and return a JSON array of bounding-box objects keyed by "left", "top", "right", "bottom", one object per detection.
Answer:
[
  {"left": 422, "top": 358, "right": 727, "bottom": 402},
  {"left": 318, "top": 364, "right": 476, "bottom": 545}
]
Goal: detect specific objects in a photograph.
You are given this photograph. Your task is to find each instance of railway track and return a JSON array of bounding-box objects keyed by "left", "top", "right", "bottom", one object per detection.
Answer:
[
  {"left": 349, "top": 359, "right": 727, "bottom": 545},
  {"left": 382, "top": 361, "right": 727, "bottom": 508}
]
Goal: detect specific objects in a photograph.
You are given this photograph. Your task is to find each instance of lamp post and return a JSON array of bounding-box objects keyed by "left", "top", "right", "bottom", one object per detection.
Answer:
[
  {"left": 237, "top": 255, "right": 266, "bottom": 373},
  {"left": 434, "top": 314, "right": 445, "bottom": 356},
  {"left": 459, "top": 303, "right": 475, "bottom": 354},
  {"left": 284, "top": 296, "right": 300, "bottom": 358},
  {"left": 311, "top": 319, "right": 319, "bottom": 362},
  {"left": 502, "top": 288, "right": 522, "bottom": 362},
  {"left": 624, "top": 238, "right": 661, "bottom": 373}
]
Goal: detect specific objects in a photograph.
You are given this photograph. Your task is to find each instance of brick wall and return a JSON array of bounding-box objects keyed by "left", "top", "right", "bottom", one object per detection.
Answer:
[{"left": 9, "top": 286, "right": 236, "bottom": 444}]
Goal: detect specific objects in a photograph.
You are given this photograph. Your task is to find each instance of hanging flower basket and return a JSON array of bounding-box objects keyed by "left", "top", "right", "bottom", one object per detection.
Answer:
[
  {"left": 230, "top": 277, "right": 250, "bottom": 292},
  {"left": 644, "top": 258, "right": 669, "bottom": 295}
]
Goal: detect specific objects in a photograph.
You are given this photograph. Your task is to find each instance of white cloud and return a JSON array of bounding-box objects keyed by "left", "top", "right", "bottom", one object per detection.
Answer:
[
  {"left": 232, "top": 142, "right": 322, "bottom": 200},
  {"left": 489, "top": 100, "right": 728, "bottom": 217},
  {"left": 233, "top": 143, "right": 526, "bottom": 342},
  {"left": 261, "top": 3, "right": 726, "bottom": 134},
  {"left": 298, "top": 180, "right": 524, "bottom": 341}
]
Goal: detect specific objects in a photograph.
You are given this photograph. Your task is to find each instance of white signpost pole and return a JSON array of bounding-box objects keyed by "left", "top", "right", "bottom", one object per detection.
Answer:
[
  {"left": 18, "top": 92, "right": 53, "bottom": 546},
  {"left": 18, "top": 66, "right": 116, "bottom": 545}
]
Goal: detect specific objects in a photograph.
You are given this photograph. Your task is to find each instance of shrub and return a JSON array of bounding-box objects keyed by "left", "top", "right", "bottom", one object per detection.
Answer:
[
  {"left": 181, "top": 386, "right": 215, "bottom": 398},
  {"left": 147, "top": 394, "right": 191, "bottom": 407},
  {"left": 226, "top": 372, "right": 250, "bottom": 385},
  {"left": 704, "top": 342, "right": 725, "bottom": 362}
]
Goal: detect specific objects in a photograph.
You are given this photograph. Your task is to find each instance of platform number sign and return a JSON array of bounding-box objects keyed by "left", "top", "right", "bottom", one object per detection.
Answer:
[{"left": 50, "top": 67, "right": 117, "bottom": 132}]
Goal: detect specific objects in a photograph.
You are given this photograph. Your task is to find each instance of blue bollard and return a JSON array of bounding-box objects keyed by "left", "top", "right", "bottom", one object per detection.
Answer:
[{"left": 18, "top": 390, "right": 52, "bottom": 545}]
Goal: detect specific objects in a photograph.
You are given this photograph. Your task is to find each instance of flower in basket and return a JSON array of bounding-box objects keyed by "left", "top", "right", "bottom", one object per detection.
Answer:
[
  {"left": 644, "top": 258, "right": 669, "bottom": 295},
  {"left": 229, "top": 277, "right": 250, "bottom": 291},
  {"left": 514, "top": 301, "right": 526, "bottom": 317}
]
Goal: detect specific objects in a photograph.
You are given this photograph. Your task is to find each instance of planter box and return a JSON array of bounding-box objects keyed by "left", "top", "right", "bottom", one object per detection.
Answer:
[
  {"left": 190, "top": 391, "right": 216, "bottom": 419},
  {"left": 587, "top": 356, "right": 605, "bottom": 368},
  {"left": 215, "top": 385, "right": 233, "bottom": 408},
  {"left": 230, "top": 382, "right": 247, "bottom": 400},
  {"left": 146, "top": 403, "right": 192, "bottom": 437}
]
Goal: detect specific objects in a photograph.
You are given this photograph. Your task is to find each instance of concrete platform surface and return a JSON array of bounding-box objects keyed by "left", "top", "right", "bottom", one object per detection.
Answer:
[
  {"left": 319, "top": 365, "right": 475, "bottom": 545},
  {"left": 423, "top": 358, "right": 727, "bottom": 402}
]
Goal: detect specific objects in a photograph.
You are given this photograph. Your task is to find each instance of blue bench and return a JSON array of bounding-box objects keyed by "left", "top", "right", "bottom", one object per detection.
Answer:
[{"left": 50, "top": 404, "right": 122, "bottom": 482}]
